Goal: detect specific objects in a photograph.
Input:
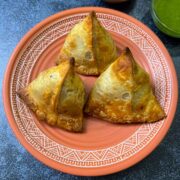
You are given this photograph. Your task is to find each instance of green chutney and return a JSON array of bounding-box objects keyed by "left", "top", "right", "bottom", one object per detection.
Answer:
[{"left": 152, "top": 0, "right": 180, "bottom": 37}]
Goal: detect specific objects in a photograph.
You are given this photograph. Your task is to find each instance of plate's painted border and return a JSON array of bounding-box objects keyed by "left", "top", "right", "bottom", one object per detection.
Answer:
[{"left": 3, "top": 7, "right": 178, "bottom": 176}]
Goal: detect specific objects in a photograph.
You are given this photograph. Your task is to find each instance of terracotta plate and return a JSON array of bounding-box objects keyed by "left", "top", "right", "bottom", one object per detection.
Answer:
[{"left": 3, "top": 7, "right": 178, "bottom": 176}]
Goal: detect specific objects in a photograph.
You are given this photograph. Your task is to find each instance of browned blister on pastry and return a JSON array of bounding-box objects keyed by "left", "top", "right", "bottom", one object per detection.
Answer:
[
  {"left": 18, "top": 58, "right": 86, "bottom": 132},
  {"left": 85, "top": 48, "right": 166, "bottom": 123},
  {"left": 56, "top": 11, "right": 118, "bottom": 75}
]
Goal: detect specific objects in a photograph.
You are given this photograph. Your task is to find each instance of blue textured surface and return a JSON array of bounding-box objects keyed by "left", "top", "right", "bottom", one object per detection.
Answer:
[{"left": 0, "top": 0, "right": 180, "bottom": 179}]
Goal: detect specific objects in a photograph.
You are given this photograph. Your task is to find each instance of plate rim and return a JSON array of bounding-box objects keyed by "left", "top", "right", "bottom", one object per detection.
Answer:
[{"left": 2, "top": 7, "right": 178, "bottom": 176}]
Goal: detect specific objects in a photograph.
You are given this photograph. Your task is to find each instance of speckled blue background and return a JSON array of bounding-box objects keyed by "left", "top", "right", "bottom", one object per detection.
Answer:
[{"left": 0, "top": 0, "right": 180, "bottom": 179}]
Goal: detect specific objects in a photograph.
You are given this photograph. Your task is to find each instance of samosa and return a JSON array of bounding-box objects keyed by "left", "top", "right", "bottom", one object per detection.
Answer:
[
  {"left": 85, "top": 48, "right": 166, "bottom": 123},
  {"left": 56, "top": 11, "right": 118, "bottom": 75},
  {"left": 18, "top": 58, "right": 86, "bottom": 132}
]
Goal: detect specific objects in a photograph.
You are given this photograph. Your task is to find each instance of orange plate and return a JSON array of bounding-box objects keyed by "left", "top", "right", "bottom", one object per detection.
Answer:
[{"left": 3, "top": 7, "right": 178, "bottom": 176}]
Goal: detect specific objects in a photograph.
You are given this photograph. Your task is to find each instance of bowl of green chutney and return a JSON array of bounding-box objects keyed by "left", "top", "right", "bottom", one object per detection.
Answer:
[{"left": 151, "top": 0, "right": 180, "bottom": 38}]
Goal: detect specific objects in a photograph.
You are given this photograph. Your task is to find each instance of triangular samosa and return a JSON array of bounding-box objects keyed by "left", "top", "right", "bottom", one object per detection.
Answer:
[
  {"left": 56, "top": 11, "right": 118, "bottom": 75},
  {"left": 85, "top": 48, "right": 166, "bottom": 123},
  {"left": 18, "top": 58, "right": 86, "bottom": 132}
]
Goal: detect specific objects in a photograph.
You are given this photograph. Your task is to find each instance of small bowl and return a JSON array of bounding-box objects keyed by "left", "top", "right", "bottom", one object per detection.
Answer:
[{"left": 151, "top": 0, "right": 180, "bottom": 38}]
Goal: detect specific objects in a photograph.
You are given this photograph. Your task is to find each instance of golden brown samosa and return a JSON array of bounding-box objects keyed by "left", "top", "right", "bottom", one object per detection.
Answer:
[
  {"left": 56, "top": 11, "right": 118, "bottom": 75},
  {"left": 18, "top": 58, "right": 86, "bottom": 132},
  {"left": 85, "top": 48, "right": 166, "bottom": 123}
]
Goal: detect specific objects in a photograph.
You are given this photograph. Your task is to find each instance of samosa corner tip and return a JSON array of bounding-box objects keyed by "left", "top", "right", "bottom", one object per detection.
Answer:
[
  {"left": 69, "top": 57, "right": 75, "bottom": 66},
  {"left": 122, "top": 47, "right": 132, "bottom": 55},
  {"left": 89, "top": 11, "right": 96, "bottom": 18}
]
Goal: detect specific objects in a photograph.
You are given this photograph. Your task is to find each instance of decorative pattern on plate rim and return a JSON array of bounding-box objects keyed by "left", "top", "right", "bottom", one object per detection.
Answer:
[{"left": 10, "top": 13, "right": 171, "bottom": 167}]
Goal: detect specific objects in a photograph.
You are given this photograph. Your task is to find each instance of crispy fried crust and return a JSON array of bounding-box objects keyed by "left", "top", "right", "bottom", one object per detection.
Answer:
[
  {"left": 85, "top": 48, "right": 166, "bottom": 123},
  {"left": 56, "top": 11, "right": 118, "bottom": 75},
  {"left": 17, "top": 59, "right": 86, "bottom": 132}
]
